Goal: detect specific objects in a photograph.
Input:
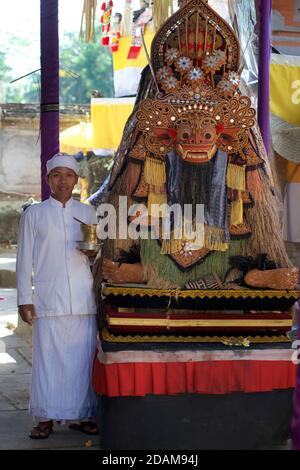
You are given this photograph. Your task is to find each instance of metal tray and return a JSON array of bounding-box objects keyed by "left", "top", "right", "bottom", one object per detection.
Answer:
[{"left": 77, "top": 241, "right": 101, "bottom": 250}]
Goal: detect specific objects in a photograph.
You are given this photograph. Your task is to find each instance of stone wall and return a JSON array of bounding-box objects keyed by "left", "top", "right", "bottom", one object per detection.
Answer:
[
  {"left": 0, "top": 103, "right": 89, "bottom": 243},
  {"left": 272, "top": 0, "right": 300, "bottom": 55},
  {"left": 0, "top": 103, "right": 89, "bottom": 197}
]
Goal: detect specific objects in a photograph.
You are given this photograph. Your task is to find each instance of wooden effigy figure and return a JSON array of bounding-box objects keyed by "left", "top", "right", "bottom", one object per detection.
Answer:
[{"left": 95, "top": 0, "right": 296, "bottom": 292}]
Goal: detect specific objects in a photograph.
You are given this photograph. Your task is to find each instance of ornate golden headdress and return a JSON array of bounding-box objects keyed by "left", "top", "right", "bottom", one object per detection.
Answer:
[
  {"left": 151, "top": 0, "right": 240, "bottom": 81},
  {"left": 136, "top": 0, "right": 255, "bottom": 163}
]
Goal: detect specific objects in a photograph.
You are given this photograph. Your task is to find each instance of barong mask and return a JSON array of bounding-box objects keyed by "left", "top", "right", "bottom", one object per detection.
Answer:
[
  {"left": 136, "top": 0, "right": 256, "bottom": 164},
  {"left": 137, "top": 94, "right": 255, "bottom": 163}
]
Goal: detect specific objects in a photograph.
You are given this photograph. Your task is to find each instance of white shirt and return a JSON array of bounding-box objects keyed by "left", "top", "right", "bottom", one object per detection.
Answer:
[{"left": 16, "top": 196, "right": 98, "bottom": 317}]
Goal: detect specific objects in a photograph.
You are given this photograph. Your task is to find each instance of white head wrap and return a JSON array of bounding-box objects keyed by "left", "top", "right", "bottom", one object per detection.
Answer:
[{"left": 46, "top": 153, "right": 79, "bottom": 176}]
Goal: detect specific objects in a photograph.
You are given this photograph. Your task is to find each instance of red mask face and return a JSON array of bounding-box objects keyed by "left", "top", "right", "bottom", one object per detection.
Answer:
[
  {"left": 175, "top": 117, "right": 218, "bottom": 163},
  {"left": 153, "top": 116, "right": 220, "bottom": 164}
]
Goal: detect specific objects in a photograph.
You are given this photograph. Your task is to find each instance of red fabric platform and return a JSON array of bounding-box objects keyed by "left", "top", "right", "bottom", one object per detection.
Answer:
[
  {"left": 104, "top": 304, "right": 292, "bottom": 333},
  {"left": 93, "top": 356, "right": 297, "bottom": 398}
]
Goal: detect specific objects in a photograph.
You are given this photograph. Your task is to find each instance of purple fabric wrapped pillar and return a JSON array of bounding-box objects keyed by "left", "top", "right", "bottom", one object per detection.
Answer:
[
  {"left": 257, "top": 0, "right": 271, "bottom": 155},
  {"left": 40, "top": 0, "right": 59, "bottom": 200},
  {"left": 292, "top": 299, "right": 300, "bottom": 450}
]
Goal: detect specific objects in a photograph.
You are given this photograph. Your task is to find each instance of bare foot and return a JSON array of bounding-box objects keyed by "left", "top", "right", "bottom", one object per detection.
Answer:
[
  {"left": 103, "top": 259, "right": 145, "bottom": 284},
  {"left": 245, "top": 268, "right": 299, "bottom": 290}
]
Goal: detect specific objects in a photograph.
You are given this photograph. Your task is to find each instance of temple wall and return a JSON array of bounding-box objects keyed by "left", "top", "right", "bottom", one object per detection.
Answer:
[
  {"left": 0, "top": 103, "right": 89, "bottom": 243},
  {"left": 272, "top": 0, "right": 300, "bottom": 55}
]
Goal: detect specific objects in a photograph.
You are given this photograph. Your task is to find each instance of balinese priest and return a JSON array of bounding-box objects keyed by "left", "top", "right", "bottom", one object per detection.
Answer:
[{"left": 16, "top": 153, "right": 99, "bottom": 439}]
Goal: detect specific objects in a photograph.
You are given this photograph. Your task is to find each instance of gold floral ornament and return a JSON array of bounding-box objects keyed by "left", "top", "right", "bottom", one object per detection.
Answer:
[
  {"left": 165, "top": 48, "right": 180, "bottom": 65},
  {"left": 227, "top": 71, "right": 240, "bottom": 85},
  {"left": 217, "top": 79, "right": 237, "bottom": 98},
  {"left": 175, "top": 56, "right": 193, "bottom": 74},
  {"left": 217, "top": 71, "right": 240, "bottom": 98},
  {"left": 213, "top": 96, "right": 256, "bottom": 153},
  {"left": 136, "top": 100, "right": 179, "bottom": 157},
  {"left": 186, "top": 67, "right": 204, "bottom": 86},
  {"left": 157, "top": 66, "right": 173, "bottom": 82},
  {"left": 213, "top": 49, "right": 227, "bottom": 67},
  {"left": 162, "top": 76, "right": 180, "bottom": 93},
  {"left": 202, "top": 49, "right": 227, "bottom": 74}
]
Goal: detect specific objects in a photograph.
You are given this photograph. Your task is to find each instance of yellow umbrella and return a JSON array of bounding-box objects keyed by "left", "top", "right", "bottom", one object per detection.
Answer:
[{"left": 59, "top": 121, "right": 94, "bottom": 154}]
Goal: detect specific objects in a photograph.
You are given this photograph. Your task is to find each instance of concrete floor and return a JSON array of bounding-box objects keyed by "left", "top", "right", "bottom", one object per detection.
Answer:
[
  {"left": 0, "top": 250, "right": 16, "bottom": 271},
  {"left": 0, "top": 288, "right": 100, "bottom": 450},
  {"left": 0, "top": 248, "right": 17, "bottom": 288}
]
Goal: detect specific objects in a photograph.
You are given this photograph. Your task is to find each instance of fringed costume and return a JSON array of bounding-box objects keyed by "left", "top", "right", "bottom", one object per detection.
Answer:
[
  {"left": 95, "top": 0, "right": 292, "bottom": 290},
  {"left": 93, "top": 1, "right": 298, "bottom": 450}
]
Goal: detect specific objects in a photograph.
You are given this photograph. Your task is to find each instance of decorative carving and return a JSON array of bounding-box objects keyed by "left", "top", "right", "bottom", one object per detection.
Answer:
[
  {"left": 136, "top": 93, "right": 256, "bottom": 159},
  {"left": 132, "top": 171, "right": 150, "bottom": 200},
  {"left": 169, "top": 246, "right": 210, "bottom": 270},
  {"left": 128, "top": 134, "right": 148, "bottom": 162},
  {"left": 134, "top": 0, "right": 253, "bottom": 164},
  {"left": 151, "top": 0, "right": 239, "bottom": 75}
]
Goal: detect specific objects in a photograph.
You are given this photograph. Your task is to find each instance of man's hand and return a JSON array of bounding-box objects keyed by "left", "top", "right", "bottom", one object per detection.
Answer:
[
  {"left": 103, "top": 259, "right": 145, "bottom": 284},
  {"left": 18, "top": 304, "right": 36, "bottom": 326}
]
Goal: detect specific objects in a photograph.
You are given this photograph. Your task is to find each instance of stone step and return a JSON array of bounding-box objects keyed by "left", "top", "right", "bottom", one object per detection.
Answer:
[
  {"left": 0, "top": 252, "right": 17, "bottom": 288},
  {"left": 0, "top": 270, "right": 16, "bottom": 288}
]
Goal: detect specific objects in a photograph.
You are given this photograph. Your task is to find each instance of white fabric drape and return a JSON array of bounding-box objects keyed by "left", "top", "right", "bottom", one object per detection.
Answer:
[{"left": 30, "top": 315, "right": 97, "bottom": 420}]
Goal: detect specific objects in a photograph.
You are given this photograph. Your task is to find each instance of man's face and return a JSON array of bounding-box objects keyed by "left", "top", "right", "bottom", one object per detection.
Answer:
[{"left": 46, "top": 167, "right": 78, "bottom": 200}]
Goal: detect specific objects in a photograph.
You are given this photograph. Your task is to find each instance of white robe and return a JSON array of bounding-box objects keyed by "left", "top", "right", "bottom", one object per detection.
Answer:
[
  {"left": 16, "top": 196, "right": 99, "bottom": 420},
  {"left": 30, "top": 315, "right": 97, "bottom": 420},
  {"left": 16, "top": 196, "right": 98, "bottom": 316}
]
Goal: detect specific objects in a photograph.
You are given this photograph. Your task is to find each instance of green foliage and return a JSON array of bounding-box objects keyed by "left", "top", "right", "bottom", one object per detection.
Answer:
[
  {"left": 60, "top": 32, "right": 114, "bottom": 103},
  {"left": 8, "top": 76, "right": 40, "bottom": 103},
  {"left": 0, "top": 51, "right": 11, "bottom": 78},
  {"left": 0, "top": 32, "right": 114, "bottom": 103},
  {"left": 0, "top": 50, "right": 12, "bottom": 101},
  {"left": 0, "top": 34, "right": 39, "bottom": 103},
  {"left": 0, "top": 36, "right": 28, "bottom": 81}
]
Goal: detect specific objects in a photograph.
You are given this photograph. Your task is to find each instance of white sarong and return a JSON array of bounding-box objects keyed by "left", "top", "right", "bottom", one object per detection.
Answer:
[{"left": 30, "top": 315, "right": 97, "bottom": 421}]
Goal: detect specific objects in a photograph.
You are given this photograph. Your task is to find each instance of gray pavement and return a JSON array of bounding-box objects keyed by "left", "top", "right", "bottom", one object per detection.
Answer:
[
  {"left": 0, "top": 250, "right": 16, "bottom": 271},
  {"left": 0, "top": 288, "right": 100, "bottom": 450},
  {"left": 0, "top": 288, "right": 18, "bottom": 326},
  {"left": 0, "top": 248, "right": 17, "bottom": 288}
]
